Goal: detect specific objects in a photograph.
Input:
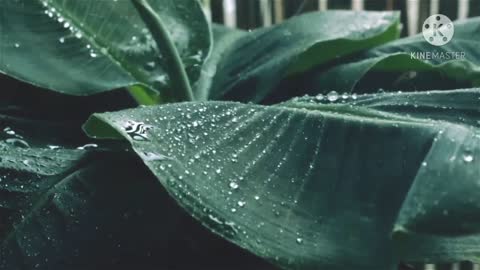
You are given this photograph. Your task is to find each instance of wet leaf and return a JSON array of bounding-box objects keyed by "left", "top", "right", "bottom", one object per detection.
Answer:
[
  {"left": 308, "top": 17, "right": 480, "bottom": 93},
  {"left": 84, "top": 89, "right": 480, "bottom": 269},
  {"left": 0, "top": 0, "right": 211, "bottom": 96},
  {"left": 195, "top": 11, "right": 400, "bottom": 103}
]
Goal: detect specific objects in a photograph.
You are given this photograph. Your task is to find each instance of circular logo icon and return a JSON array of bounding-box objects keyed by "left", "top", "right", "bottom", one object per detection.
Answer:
[{"left": 422, "top": 14, "right": 454, "bottom": 46}]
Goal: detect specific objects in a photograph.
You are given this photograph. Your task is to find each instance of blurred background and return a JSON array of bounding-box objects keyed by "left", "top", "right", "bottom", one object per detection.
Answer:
[
  {"left": 200, "top": 0, "right": 480, "bottom": 37},
  {"left": 199, "top": 1, "right": 480, "bottom": 270}
]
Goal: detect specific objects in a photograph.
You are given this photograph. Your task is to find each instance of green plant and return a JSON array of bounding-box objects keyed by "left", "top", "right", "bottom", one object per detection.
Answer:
[{"left": 0, "top": 1, "right": 480, "bottom": 269}]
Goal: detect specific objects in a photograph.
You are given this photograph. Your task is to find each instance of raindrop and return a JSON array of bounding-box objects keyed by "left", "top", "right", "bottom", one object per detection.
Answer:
[
  {"left": 237, "top": 201, "right": 246, "bottom": 207},
  {"left": 76, "top": 143, "right": 98, "bottom": 150},
  {"left": 463, "top": 153, "right": 474, "bottom": 163},
  {"left": 351, "top": 93, "right": 358, "bottom": 100},
  {"left": 326, "top": 91, "right": 339, "bottom": 102},
  {"left": 315, "top": 94, "right": 324, "bottom": 101},
  {"left": 59, "top": 37, "right": 65, "bottom": 43},
  {"left": 90, "top": 51, "right": 98, "bottom": 58},
  {"left": 5, "top": 138, "right": 30, "bottom": 148},
  {"left": 75, "top": 32, "right": 82, "bottom": 39},
  {"left": 254, "top": 195, "right": 260, "bottom": 201},
  {"left": 140, "top": 152, "right": 169, "bottom": 162},
  {"left": 341, "top": 93, "right": 349, "bottom": 99},
  {"left": 231, "top": 208, "right": 237, "bottom": 213},
  {"left": 144, "top": 61, "right": 156, "bottom": 71},
  {"left": 3, "top": 127, "right": 15, "bottom": 136},
  {"left": 296, "top": 238, "right": 303, "bottom": 244},
  {"left": 229, "top": 182, "right": 239, "bottom": 190},
  {"left": 14, "top": 43, "right": 20, "bottom": 48}
]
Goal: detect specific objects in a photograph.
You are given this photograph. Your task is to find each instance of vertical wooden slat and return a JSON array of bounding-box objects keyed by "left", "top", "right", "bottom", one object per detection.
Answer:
[
  {"left": 386, "top": 0, "right": 394, "bottom": 10},
  {"left": 458, "top": 0, "right": 470, "bottom": 19},
  {"left": 318, "top": 0, "right": 328, "bottom": 10},
  {"left": 274, "top": 0, "right": 284, "bottom": 23},
  {"left": 430, "top": 0, "right": 440, "bottom": 14},
  {"left": 452, "top": 263, "right": 461, "bottom": 270},
  {"left": 223, "top": 0, "right": 237, "bottom": 27},
  {"left": 260, "top": 0, "right": 273, "bottom": 27},
  {"left": 201, "top": 0, "right": 212, "bottom": 21},
  {"left": 352, "top": 0, "right": 365, "bottom": 10},
  {"left": 406, "top": 0, "right": 420, "bottom": 35}
]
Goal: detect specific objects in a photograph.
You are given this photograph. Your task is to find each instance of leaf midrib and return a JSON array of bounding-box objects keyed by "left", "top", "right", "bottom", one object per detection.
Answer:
[{"left": 39, "top": 0, "right": 152, "bottom": 89}]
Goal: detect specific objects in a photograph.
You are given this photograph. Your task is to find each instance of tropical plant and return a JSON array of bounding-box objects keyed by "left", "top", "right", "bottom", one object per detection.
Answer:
[{"left": 0, "top": 0, "right": 479, "bottom": 269}]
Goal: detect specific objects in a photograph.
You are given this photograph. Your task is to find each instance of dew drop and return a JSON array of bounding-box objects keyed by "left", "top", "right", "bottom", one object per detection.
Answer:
[
  {"left": 3, "top": 127, "right": 15, "bottom": 136},
  {"left": 229, "top": 182, "right": 239, "bottom": 190},
  {"left": 327, "top": 91, "right": 339, "bottom": 102},
  {"left": 315, "top": 94, "right": 324, "bottom": 101},
  {"left": 76, "top": 143, "right": 98, "bottom": 150},
  {"left": 237, "top": 201, "right": 246, "bottom": 207},
  {"left": 296, "top": 238, "right": 303, "bottom": 244},
  {"left": 144, "top": 61, "right": 156, "bottom": 71},
  {"left": 59, "top": 37, "right": 65, "bottom": 43},
  {"left": 75, "top": 32, "right": 82, "bottom": 39},
  {"left": 140, "top": 152, "right": 169, "bottom": 162},
  {"left": 14, "top": 43, "right": 20, "bottom": 48},
  {"left": 463, "top": 153, "right": 474, "bottom": 163},
  {"left": 5, "top": 138, "right": 30, "bottom": 148}
]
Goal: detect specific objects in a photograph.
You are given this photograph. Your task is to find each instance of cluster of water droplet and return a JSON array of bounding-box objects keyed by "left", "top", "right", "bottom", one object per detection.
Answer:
[
  {"left": 40, "top": 0, "right": 102, "bottom": 58},
  {"left": 314, "top": 91, "right": 358, "bottom": 103},
  {"left": 2, "top": 127, "right": 29, "bottom": 148}
]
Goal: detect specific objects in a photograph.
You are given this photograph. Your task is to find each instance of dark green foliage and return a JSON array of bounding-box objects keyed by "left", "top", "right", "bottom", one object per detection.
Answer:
[{"left": 1, "top": 1, "right": 479, "bottom": 269}]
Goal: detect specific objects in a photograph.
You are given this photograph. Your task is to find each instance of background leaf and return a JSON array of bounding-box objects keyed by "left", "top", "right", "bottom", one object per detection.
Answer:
[
  {"left": 0, "top": 151, "right": 279, "bottom": 270},
  {"left": 0, "top": 0, "right": 210, "bottom": 96},
  {"left": 304, "top": 17, "right": 480, "bottom": 94},
  {"left": 196, "top": 11, "right": 400, "bottom": 103},
  {"left": 85, "top": 89, "right": 480, "bottom": 269}
]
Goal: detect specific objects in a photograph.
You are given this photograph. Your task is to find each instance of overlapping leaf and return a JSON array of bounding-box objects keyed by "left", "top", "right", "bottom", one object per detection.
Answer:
[
  {"left": 194, "top": 11, "right": 401, "bottom": 103},
  {"left": 84, "top": 88, "right": 480, "bottom": 269},
  {"left": 307, "top": 17, "right": 480, "bottom": 94},
  {"left": 0, "top": 0, "right": 210, "bottom": 96}
]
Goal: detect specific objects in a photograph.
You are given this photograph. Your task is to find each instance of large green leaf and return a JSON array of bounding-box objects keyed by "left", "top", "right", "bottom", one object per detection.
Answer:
[
  {"left": 307, "top": 17, "right": 480, "bottom": 94},
  {"left": 85, "top": 89, "right": 480, "bottom": 270},
  {"left": 0, "top": 0, "right": 210, "bottom": 96},
  {"left": 195, "top": 11, "right": 400, "bottom": 103},
  {"left": 0, "top": 144, "right": 85, "bottom": 220},
  {"left": 0, "top": 149, "right": 278, "bottom": 270}
]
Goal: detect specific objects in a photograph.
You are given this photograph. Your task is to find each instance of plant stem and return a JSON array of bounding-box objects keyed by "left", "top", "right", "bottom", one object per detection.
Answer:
[{"left": 131, "top": 0, "right": 194, "bottom": 102}]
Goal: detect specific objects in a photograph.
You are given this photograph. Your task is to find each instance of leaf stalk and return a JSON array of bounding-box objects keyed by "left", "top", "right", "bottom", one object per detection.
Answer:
[{"left": 131, "top": 0, "right": 195, "bottom": 102}]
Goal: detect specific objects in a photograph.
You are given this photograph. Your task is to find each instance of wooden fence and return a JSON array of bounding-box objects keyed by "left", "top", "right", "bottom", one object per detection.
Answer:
[
  {"left": 201, "top": 0, "right": 480, "bottom": 36},
  {"left": 199, "top": 1, "right": 480, "bottom": 270}
]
